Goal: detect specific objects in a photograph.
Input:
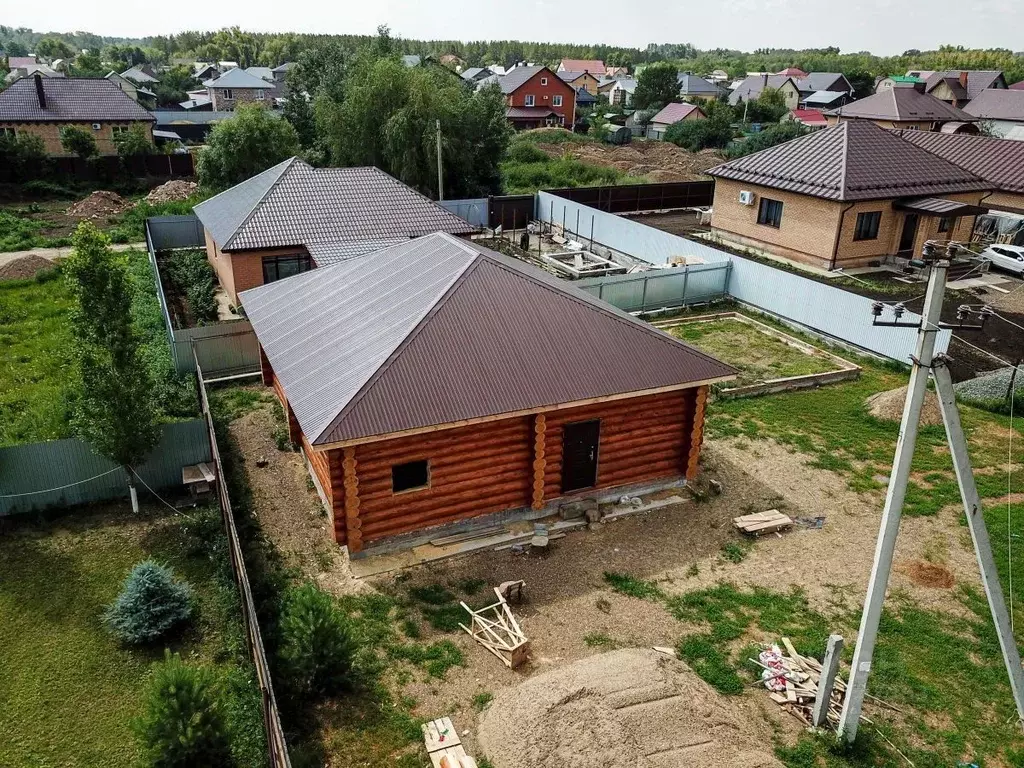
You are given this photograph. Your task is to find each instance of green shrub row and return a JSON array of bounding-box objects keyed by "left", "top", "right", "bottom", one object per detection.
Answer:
[{"left": 161, "top": 249, "right": 219, "bottom": 326}]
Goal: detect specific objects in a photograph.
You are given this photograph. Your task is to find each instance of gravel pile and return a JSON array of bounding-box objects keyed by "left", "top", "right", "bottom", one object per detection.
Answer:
[
  {"left": 66, "top": 190, "right": 132, "bottom": 219},
  {"left": 0, "top": 255, "right": 57, "bottom": 281},
  {"left": 146, "top": 180, "right": 198, "bottom": 204},
  {"left": 954, "top": 367, "right": 1024, "bottom": 402},
  {"left": 477, "top": 648, "right": 782, "bottom": 768},
  {"left": 866, "top": 385, "right": 943, "bottom": 426}
]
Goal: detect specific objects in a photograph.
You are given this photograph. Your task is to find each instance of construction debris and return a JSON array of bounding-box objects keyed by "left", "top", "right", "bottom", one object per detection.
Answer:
[
  {"left": 755, "top": 637, "right": 848, "bottom": 729},
  {"left": 422, "top": 717, "right": 478, "bottom": 768},
  {"left": 0, "top": 255, "right": 56, "bottom": 282},
  {"left": 734, "top": 509, "right": 794, "bottom": 536},
  {"left": 460, "top": 586, "right": 530, "bottom": 669},
  {"left": 145, "top": 179, "right": 199, "bottom": 204},
  {"left": 66, "top": 190, "right": 132, "bottom": 219}
]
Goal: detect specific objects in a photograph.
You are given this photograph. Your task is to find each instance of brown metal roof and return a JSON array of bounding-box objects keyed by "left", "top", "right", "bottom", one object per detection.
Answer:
[
  {"left": 963, "top": 88, "right": 1024, "bottom": 121},
  {"left": 894, "top": 197, "right": 988, "bottom": 216},
  {"left": 894, "top": 130, "right": 1024, "bottom": 194},
  {"left": 0, "top": 76, "right": 155, "bottom": 123},
  {"left": 650, "top": 102, "right": 704, "bottom": 125},
  {"left": 924, "top": 70, "right": 1005, "bottom": 101},
  {"left": 241, "top": 233, "right": 736, "bottom": 445},
  {"left": 707, "top": 120, "right": 990, "bottom": 201},
  {"left": 826, "top": 87, "right": 975, "bottom": 122}
]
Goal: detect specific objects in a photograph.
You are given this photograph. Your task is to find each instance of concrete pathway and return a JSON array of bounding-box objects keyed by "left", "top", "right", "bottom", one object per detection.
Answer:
[{"left": 0, "top": 241, "right": 145, "bottom": 268}]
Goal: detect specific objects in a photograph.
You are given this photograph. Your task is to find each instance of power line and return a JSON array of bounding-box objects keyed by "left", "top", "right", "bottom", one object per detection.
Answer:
[
  {"left": 0, "top": 466, "right": 122, "bottom": 498},
  {"left": 128, "top": 466, "right": 182, "bottom": 515}
]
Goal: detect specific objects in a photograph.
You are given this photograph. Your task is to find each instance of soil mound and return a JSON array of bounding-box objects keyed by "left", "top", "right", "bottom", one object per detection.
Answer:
[
  {"left": 900, "top": 560, "right": 955, "bottom": 588},
  {"left": 477, "top": 648, "right": 782, "bottom": 768},
  {"left": 66, "top": 190, "right": 132, "bottom": 219},
  {"left": 146, "top": 180, "right": 198, "bottom": 204},
  {"left": 533, "top": 139, "right": 724, "bottom": 182},
  {"left": 0, "top": 255, "right": 57, "bottom": 281},
  {"left": 866, "top": 385, "right": 943, "bottom": 426}
]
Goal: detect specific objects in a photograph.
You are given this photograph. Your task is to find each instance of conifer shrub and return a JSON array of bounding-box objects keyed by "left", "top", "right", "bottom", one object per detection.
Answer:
[
  {"left": 277, "top": 582, "right": 358, "bottom": 698},
  {"left": 104, "top": 560, "right": 193, "bottom": 644}
]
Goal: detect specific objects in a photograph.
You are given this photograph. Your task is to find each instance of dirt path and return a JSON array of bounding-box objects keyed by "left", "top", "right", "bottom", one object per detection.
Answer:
[{"left": 0, "top": 241, "right": 145, "bottom": 268}]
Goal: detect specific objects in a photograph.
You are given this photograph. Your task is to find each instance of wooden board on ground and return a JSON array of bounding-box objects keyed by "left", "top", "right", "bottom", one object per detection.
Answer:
[
  {"left": 422, "top": 717, "right": 478, "bottom": 768},
  {"left": 734, "top": 509, "right": 793, "bottom": 536}
]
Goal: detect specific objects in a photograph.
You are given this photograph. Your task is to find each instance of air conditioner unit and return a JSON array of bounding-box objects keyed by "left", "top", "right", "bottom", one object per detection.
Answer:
[
  {"left": 91, "top": 123, "right": 102, "bottom": 130},
  {"left": 738, "top": 190, "right": 756, "bottom": 206}
]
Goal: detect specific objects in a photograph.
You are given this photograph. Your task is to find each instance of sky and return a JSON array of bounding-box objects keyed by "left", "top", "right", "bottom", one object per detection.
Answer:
[{"left": 4, "top": 0, "right": 1022, "bottom": 56}]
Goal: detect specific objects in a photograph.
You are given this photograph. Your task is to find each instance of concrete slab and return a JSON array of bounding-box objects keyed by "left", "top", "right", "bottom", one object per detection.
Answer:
[{"left": 948, "top": 273, "right": 1016, "bottom": 291}]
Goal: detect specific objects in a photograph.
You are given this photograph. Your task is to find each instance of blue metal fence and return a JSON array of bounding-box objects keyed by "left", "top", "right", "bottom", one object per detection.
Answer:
[
  {"left": 576, "top": 262, "right": 731, "bottom": 312},
  {"left": 438, "top": 198, "right": 489, "bottom": 228},
  {"left": 0, "top": 419, "right": 211, "bottom": 516}
]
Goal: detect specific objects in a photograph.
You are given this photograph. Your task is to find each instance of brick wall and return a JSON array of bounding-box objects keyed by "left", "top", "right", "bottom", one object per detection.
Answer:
[
  {"left": 826, "top": 116, "right": 936, "bottom": 131},
  {"left": 209, "top": 87, "right": 273, "bottom": 111},
  {"left": 506, "top": 69, "right": 576, "bottom": 125},
  {"left": 985, "top": 190, "right": 1024, "bottom": 215},
  {"left": 0, "top": 120, "right": 153, "bottom": 155},
  {"left": 203, "top": 228, "right": 311, "bottom": 307}
]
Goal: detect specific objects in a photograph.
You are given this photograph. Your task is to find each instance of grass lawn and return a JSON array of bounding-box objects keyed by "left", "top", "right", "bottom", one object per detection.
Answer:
[
  {"left": 0, "top": 504, "right": 264, "bottom": 768},
  {"left": 667, "top": 317, "right": 842, "bottom": 387},
  {"left": 0, "top": 268, "right": 75, "bottom": 445}
]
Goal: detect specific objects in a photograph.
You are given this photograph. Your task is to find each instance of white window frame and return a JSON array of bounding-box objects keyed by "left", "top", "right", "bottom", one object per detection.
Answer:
[
  {"left": 540, "top": 77, "right": 548, "bottom": 85},
  {"left": 111, "top": 125, "right": 129, "bottom": 137},
  {"left": 223, "top": 88, "right": 234, "bottom": 100},
  {"left": 524, "top": 94, "right": 535, "bottom": 107},
  {"left": 552, "top": 95, "right": 563, "bottom": 107},
  {"left": 255, "top": 89, "right": 264, "bottom": 99}
]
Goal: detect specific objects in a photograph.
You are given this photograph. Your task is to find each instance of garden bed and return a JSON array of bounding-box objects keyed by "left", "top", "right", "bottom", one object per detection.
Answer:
[{"left": 658, "top": 312, "right": 860, "bottom": 396}]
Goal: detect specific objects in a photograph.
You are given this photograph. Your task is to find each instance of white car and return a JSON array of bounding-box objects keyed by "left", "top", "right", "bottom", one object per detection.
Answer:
[{"left": 980, "top": 244, "right": 1024, "bottom": 276}]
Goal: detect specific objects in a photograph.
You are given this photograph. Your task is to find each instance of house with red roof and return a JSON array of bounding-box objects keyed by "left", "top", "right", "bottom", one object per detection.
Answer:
[
  {"left": 784, "top": 108, "right": 829, "bottom": 130},
  {"left": 498, "top": 65, "right": 576, "bottom": 129},
  {"left": 558, "top": 58, "right": 604, "bottom": 74},
  {"left": 778, "top": 67, "right": 808, "bottom": 78},
  {"left": 647, "top": 102, "right": 706, "bottom": 139}
]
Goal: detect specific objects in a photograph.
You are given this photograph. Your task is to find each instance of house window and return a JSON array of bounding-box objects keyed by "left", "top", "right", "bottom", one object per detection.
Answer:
[
  {"left": 540, "top": 77, "right": 548, "bottom": 85},
  {"left": 112, "top": 126, "right": 129, "bottom": 137},
  {"left": 223, "top": 89, "right": 234, "bottom": 100},
  {"left": 853, "top": 211, "right": 882, "bottom": 241},
  {"left": 262, "top": 253, "right": 312, "bottom": 284},
  {"left": 938, "top": 216, "right": 957, "bottom": 233},
  {"left": 757, "top": 197, "right": 784, "bottom": 228},
  {"left": 392, "top": 460, "right": 429, "bottom": 493},
  {"left": 552, "top": 95, "right": 563, "bottom": 107},
  {"left": 255, "top": 89, "right": 264, "bottom": 99},
  {"left": 524, "top": 94, "right": 535, "bottom": 107}
]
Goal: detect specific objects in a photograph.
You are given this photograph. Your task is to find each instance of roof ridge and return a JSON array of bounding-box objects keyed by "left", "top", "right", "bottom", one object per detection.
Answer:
[
  {"left": 838, "top": 121, "right": 851, "bottom": 199},
  {"left": 314, "top": 236, "right": 482, "bottom": 443},
  {"left": 222, "top": 157, "right": 302, "bottom": 249}
]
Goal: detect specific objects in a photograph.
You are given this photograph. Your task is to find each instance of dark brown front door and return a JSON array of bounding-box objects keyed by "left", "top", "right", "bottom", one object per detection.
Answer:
[
  {"left": 898, "top": 214, "right": 919, "bottom": 254},
  {"left": 561, "top": 420, "right": 600, "bottom": 493}
]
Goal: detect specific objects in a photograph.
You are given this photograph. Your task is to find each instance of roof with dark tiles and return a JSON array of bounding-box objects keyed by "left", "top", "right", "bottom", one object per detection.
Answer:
[{"left": 0, "top": 76, "right": 155, "bottom": 122}]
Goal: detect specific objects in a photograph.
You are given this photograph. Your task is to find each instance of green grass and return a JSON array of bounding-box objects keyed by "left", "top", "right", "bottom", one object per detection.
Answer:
[
  {"left": 500, "top": 133, "right": 645, "bottom": 194},
  {"left": 603, "top": 571, "right": 665, "bottom": 600},
  {"left": 667, "top": 318, "right": 841, "bottom": 388},
  {"left": 472, "top": 691, "right": 494, "bottom": 712},
  {"left": 720, "top": 541, "right": 749, "bottom": 563},
  {"left": 0, "top": 506, "right": 264, "bottom": 768},
  {"left": 676, "top": 634, "right": 744, "bottom": 694},
  {"left": 0, "top": 209, "right": 48, "bottom": 250},
  {"left": 583, "top": 631, "right": 618, "bottom": 648},
  {"left": 0, "top": 267, "right": 75, "bottom": 445}
]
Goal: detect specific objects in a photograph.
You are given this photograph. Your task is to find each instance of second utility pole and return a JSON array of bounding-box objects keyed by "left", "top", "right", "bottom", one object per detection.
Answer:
[
  {"left": 436, "top": 119, "right": 444, "bottom": 201},
  {"left": 838, "top": 245, "right": 1024, "bottom": 741}
]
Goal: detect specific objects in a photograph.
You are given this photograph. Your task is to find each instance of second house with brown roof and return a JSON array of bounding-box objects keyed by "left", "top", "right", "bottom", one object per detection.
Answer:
[
  {"left": 707, "top": 120, "right": 991, "bottom": 269},
  {"left": 499, "top": 65, "right": 576, "bottom": 129}
]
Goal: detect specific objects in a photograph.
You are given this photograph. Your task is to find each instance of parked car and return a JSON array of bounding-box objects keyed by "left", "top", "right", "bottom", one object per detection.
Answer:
[{"left": 980, "top": 244, "right": 1024, "bottom": 276}]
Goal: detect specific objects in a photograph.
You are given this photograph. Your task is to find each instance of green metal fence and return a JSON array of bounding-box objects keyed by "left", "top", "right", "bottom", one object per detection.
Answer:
[{"left": 0, "top": 419, "right": 211, "bottom": 516}]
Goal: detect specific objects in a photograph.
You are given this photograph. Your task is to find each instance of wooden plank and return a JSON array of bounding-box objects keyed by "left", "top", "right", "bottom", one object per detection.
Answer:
[
  {"left": 422, "top": 718, "right": 460, "bottom": 753},
  {"left": 430, "top": 526, "right": 506, "bottom": 546},
  {"left": 734, "top": 509, "right": 784, "bottom": 524}
]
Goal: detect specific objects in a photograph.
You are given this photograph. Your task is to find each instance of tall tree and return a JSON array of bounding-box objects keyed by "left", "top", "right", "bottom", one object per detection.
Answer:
[
  {"left": 197, "top": 103, "right": 300, "bottom": 188},
  {"left": 633, "top": 62, "right": 681, "bottom": 110},
  {"left": 71, "top": 49, "right": 106, "bottom": 77},
  {"left": 63, "top": 224, "right": 160, "bottom": 514}
]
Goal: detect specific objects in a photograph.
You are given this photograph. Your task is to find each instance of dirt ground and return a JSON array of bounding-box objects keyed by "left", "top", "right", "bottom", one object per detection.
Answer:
[{"left": 535, "top": 139, "right": 724, "bottom": 182}]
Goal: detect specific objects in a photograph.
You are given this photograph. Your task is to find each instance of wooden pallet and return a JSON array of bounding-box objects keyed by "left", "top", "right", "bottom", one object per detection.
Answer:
[
  {"left": 734, "top": 509, "right": 793, "bottom": 536},
  {"left": 422, "top": 717, "right": 478, "bottom": 768},
  {"left": 460, "top": 587, "right": 530, "bottom": 669}
]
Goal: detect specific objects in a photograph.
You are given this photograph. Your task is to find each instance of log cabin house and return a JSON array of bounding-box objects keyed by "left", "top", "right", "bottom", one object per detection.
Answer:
[{"left": 241, "top": 233, "right": 736, "bottom": 555}]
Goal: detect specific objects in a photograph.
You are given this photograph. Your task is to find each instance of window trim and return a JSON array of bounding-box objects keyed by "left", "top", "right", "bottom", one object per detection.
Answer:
[
  {"left": 255, "top": 89, "right": 264, "bottom": 100},
  {"left": 524, "top": 94, "right": 535, "bottom": 107},
  {"left": 756, "top": 197, "right": 784, "bottom": 228},
  {"left": 1, "top": 126, "right": 17, "bottom": 138},
  {"left": 391, "top": 459, "right": 430, "bottom": 494},
  {"left": 261, "top": 253, "right": 313, "bottom": 284},
  {"left": 223, "top": 88, "right": 233, "bottom": 100},
  {"left": 552, "top": 94, "right": 563, "bottom": 107},
  {"left": 540, "top": 77, "right": 548, "bottom": 85},
  {"left": 853, "top": 210, "right": 882, "bottom": 241}
]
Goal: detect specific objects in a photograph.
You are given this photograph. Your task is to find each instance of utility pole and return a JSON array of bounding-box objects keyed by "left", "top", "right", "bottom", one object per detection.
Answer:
[
  {"left": 838, "top": 243, "right": 1024, "bottom": 741},
  {"left": 435, "top": 119, "right": 444, "bottom": 201}
]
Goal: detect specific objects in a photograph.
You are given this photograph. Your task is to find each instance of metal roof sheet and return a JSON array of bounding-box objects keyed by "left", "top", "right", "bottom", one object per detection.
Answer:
[
  {"left": 306, "top": 238, "right": 409, "bottom": 265},
  {"left": 708, "top": 120, "right": 990, "bottom": 201},
  {"left": 924, "top": 70, "right": 1004, "bottom": 100},
  {"left": 499, "top": 65, "right": 549, "bottom": 94},
  {"left": 649, "top": 102, "right": 703, "bottom": 125},
  {"left": 506, "top": 106, "right": 559, "bottom": 118},
  {"left": 677, "top": 73, "right": 720, "bottom": 95},
  {"left": 827, "top": 88, "right": 975, "bottom": 122},
  {"left": 193, "top": 158, "right": 477, "bottom": 251},
  {"left": 241, "top": 233, "right": 736, "bottom": 445},
  {"left": 0, "top": 77, "right": 155, "bottom": 122},
  {"left": 207, "top": 67, "right": 274, "bottom": 89},
  {"left": 894, "top": 130, "right": 1024, "bottom": 194},
  {"left": 963, "top": 88, "right": 1024, "bottom": 121}
]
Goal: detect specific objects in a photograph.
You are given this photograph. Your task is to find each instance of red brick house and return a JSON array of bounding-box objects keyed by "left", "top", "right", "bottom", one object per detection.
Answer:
[
  {"left": 241, "top": 233, "right": 735, "bottom": 555},
  {"left": 499, "top": 65, "right": 576, "bottom": 129}
]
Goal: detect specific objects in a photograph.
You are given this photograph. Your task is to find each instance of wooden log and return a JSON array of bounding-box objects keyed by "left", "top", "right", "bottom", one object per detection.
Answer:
[
  {"left": 342, "top": 447, "right": 360, "bottom": 552},
  {"left": 686, "top": 386, "right": 708, "bottom": 480},
  {"left": 360, "top": 492, "right": 531, "bottom": 538},
  {"left": 357, "top": 452, "right": 531, "bottom": 494},
  {"left": 359, "top": 467, "right": 530, "bottom": 508},
  {"left": 532, "top": 414, "right": 546, "bottom": 510},
  {"left": 356, "top": 426, "right": 530, "bottom": 469}
]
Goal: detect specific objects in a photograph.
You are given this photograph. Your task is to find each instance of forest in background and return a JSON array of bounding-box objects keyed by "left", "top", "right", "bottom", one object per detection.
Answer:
[{"left": 3, "top": 25, "right": 1023, "bottom": 84}]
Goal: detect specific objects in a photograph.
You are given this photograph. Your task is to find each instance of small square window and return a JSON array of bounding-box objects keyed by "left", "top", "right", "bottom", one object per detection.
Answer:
[
  {"left": 524, "top": 94, "right": 535, "bottom": 107},
  {"left": 757, "top": 197, "right": 784, "bottom": 228},
  {"left": 392, "top": 460, "right": 430, "bottom": 493},
  {"left": 1, "top": 127, "right": 18, "bottom": 139},
  {"left": 552, "top": 95, "right": 563, "bottom": 107},
  {"left": 853, "top": 210, "right": 881, "bottom": 241},
  {"left": 541, "top": 77, "right": 548, "bottom": 85},
  {"left": 223, "top": 89, "right": 233, "bottom": 100},
  {"left": 255, "top": 89, "right": 264, "bottom": 99},
  {"left": 938, "top": 216, "right": 957, "bottom": 233}
]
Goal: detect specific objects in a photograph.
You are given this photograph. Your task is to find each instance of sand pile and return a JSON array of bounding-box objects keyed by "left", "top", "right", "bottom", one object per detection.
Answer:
[
  {"left": 477, "top": 649, "right": 782, "bottom": 768},
  {"left": 866, "top": 385, "right": 943, "bottom": 426},
  {"left": 146, "top": 179, "right": 198, "bottom": 204},
  {"left": 0, "top": 255, "right": 57, "bottom": 281},
  {"left": 66, "top": 190, "right": 132, "bottom": 219}
]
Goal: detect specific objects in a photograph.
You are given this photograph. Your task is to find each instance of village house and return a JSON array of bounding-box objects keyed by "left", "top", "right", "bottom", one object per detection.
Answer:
[
  {"left": 5, "top": 61, "right": 61, "bottom": 84},
  {"left": 910, "top": 69, "right": 1007, "bottom": 106},
  {"left": 206, "top": 67, "right": 276, "bottom": 111},
  {"left": 825, "top": 84, "right": 977, "bottom": 132},
  {"left": 677, "top": 73, "right": 721, "bottom": 101},
  {"left": 0, "top": 75, "right": 155, "bottom": 156},
  {"left": 105, "top": 71, "right": 157, "bottom": 108},
  {"left": 193, "top": 157, "right": 478, "bottom": 306},
  {"left": 894, "top": 130, "right": 1024, "bottom": 216},
  {"left": 729, "top": 74, "right": 801, "bottom": 110},
  {"left": 707, "top": 120, "right": 990, "bottom": 270},
  {"left": 962, "top": 89, "right": 1024, "bottom": 140},
  {"left": 241, "top": 232, "right": 735, "bottom": 554},
  {"left": 558, "top": 70, "right": 601, "bottom": 96},
  {"left": 120, "top": 65, "right": 159, "bottom": 86},
  {"left": 783, "top": 108, "right": 829, "bottom": 130},
  {"left": 271, "top": 62, "right": 295, "bottom": 83},
  {"left": 646, "top": 102, "right": 706, "bottom": 139},
  {"left": 499, "top": 65, "right": 576, "bottom": 129},
  {"left": 606, "top": 78, "right": 637, "bottom": 107},
  {"left": 558, "top": 58, "right": 605, "bottom": 74}
]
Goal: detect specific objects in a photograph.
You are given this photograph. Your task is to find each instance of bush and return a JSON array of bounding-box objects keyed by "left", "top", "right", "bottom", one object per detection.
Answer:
[
  {"left": 278, "top": 583, "right": 358, "bottom": 698},
  {"left": 162, "top": 249, "right": 218, "bottom": 324},
  {"left": 133, "top": 651, "right": 233, "bottom": 768},
  {"left": 104, "top": 560, "right": 193, "bottom": 644},
  {"left": 726, "top": 122, "right": 808, "bottom": 159},
  {"left": 60, "top": 126, "right": 98, "bottom": 159},
  {"left": 664, "top": 116, "right": 734, "bottom": 152},
  {"left": 0, "top": 132, "right": 49, "bottom": 182},
  {"left": 505, "top": 141, "right": 549, "bottom": 164},
  {"left": 115, "top": 123, "right": 156, "bottom": 157}
]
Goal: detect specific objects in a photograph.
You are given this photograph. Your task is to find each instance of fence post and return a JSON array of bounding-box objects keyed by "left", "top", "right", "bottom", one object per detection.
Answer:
[
  {"left": 598, "top": 282, "right": 604, "bottom": 300},
  {"left": 681, "top": 267, "right": 690, "bottom": 306},
  {"left": 640, "top": 274, "right": 648, "bottom": 313}
]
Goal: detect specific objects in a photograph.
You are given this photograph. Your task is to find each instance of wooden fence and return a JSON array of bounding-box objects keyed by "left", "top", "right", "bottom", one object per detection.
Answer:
[
  {"left": 0, "top": 153, "right": 195, "bottom": 184},
  {"left": 546, "top": 181, "right": 715, "bottom": 214},
  {"left": 196, "top": 354, "right": 292, "bottom": 767}
]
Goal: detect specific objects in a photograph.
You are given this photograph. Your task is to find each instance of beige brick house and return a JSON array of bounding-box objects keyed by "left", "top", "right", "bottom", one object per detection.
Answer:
[
  {"left": 206, "top": 67, "right": 276, "bottom": 111},
  {"left": 0, "top": 75, "right": 155, "bottom": 155},
  {"left": 707, "top": 120, "right": 991, "bottom": 269},
  {"left": 193, "top": 158, "right": 479, "bottom": 306},
  {"left": 825, "top": 84, "right": 979, "bottom": 132}
]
